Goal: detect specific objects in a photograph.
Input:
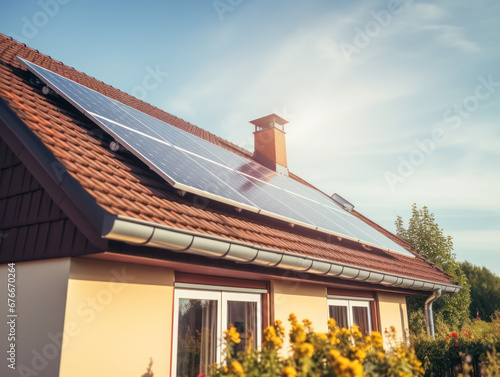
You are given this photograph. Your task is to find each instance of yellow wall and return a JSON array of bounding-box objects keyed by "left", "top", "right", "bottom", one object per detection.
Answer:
[
  {"left": 59, "top": 258, "right": 174, "bottom": 377},
  {"left": 377, "top": 292, "right": 409, "bottom": 347},
  {"left": 0, "top": 258, "right": 71, "bottom": 377},
  {"left": 271, "top": 280, "right": 327, "bottom": 352}
]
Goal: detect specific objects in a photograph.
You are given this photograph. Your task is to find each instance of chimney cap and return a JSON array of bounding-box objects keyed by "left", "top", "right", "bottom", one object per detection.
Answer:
[{"left": 250, "top": 113, "right": 289, "bottom": 130}]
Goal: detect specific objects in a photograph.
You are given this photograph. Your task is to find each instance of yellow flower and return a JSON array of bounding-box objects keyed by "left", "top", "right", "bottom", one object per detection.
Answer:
[
  {"left": 330, "top": 349, "right": 340, "bottom": 359},
  {"left": 282, "top": 366, "right": 297, "bottom": 377},
  {"left": 302, "top": 318, "right": 313, "bottom": 331},
  {"left": 263, "top": 326, "right": 283, "bottom": 350},
  {"left": 336, "top": 355, "right": 350, "bottom": 368},
  {"left": 230, "top": 360, "right": 245, "bottom": 376},
  {"left": 275, "top": 319, "right": 285, "bottom": 339},
  {"left": 290, "top": 321, "right": 306, "bottom": 344},
  {"left": 328, "top": 317, "right": 337, "bottom": 329},
  {"left": 224, "top": 326, "right": 241, "bottom": 344},
  {"left": 351, "top": 324, "right": 362, "bottom": 339},
  {"left": 377, "top": 351, "right": 385, "bottom": 362},
  {"left": 264, "top": 326, "right": 276, "bottom": 340},
  {"left": 333, "top": 356, "right": 363, "bottom": 377},
  {"left": 371, "top": 331, "right": 384, "bottom": 349},
  {"left": 328, "top": 328, "right": 340, "bottom": 345},
  {"left": 341, "top": 328, "right": 351, "bottom": 336},
  {"left": 297, "top": 343, "right": 314, "bottom": 358},
  {"left": 317, "top": 333, "right": 327, "bottom": 342},
  {"left": 349, "top": 360, "right": 364, "bottom": 377},
  {"left": 351, "top": 346, "right": 366, "bottom": 362}
]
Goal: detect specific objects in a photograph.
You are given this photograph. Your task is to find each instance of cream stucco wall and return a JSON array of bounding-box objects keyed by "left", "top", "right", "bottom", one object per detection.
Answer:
[
  {"left": 0, "top": 258, "right": 71, "bottom": 377},
  {"left": 377, "top": 292, "right": 409, "bottom": 347},
  {"left": 58, "top": 258, "right": 174, "bottom": 377},
  {"left": 271, "top": 280, "right": 327, "bottom": 353}
]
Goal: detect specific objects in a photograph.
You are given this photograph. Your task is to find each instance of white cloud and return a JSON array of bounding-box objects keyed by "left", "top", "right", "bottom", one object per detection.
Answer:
[
  {"left": 445, "top": 122, "right": 500, "bottom": 155},
  {"left": 166, "top": 98, "right": 195, "bottom": 118},
  {"left": 452, "top": 230, "right": 500, "bottom": 252},
  {"left": 422, "top": 25, "right": 481, "bottom": 53},
  {"left": 411, "top": 3, "right": 447, "bottom": 20}
]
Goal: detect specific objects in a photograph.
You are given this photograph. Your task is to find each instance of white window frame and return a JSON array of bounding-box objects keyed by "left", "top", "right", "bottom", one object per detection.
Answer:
[
  {"left": 172, "top": 288, "right": 262, "bottom": 377},
  {"left": 327, "top": 298, "right": 372, "bottom": 333},
  {"left": 221, "top": 292, "right": 262, "bottom": 352}
]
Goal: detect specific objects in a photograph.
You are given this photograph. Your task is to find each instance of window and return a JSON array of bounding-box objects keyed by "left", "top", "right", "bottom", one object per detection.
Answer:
[
  {"left": 328, "top": 298, "right": 372, "bottom": 336},
  {"left": 172, "top": 288, "right": 262, "bottom": 377}
]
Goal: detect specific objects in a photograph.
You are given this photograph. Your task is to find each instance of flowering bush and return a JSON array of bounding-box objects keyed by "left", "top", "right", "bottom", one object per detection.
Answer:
[
  {"left": 208, "top": 314, "right": 424, "bottom": 377},
  {"left": 411, "top": 314, "right": 500, "bottom": 376}
]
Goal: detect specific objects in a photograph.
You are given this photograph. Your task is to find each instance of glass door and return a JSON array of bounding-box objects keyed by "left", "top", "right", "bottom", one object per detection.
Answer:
[
  {"left": 172, "top": 290, "right": 221, "bottom": 377},
  {"left": 173, "top": 289, "right": 262, "bottom": 377}
]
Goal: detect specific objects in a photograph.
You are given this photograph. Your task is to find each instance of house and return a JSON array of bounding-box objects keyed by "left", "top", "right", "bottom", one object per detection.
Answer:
[{"left": 0, "top": 34, "right": 459, "bottom": 377}]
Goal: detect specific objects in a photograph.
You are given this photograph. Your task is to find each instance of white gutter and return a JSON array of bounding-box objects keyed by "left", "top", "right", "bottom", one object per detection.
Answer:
[
  {"left": 103, "top": 215, "right": 461, "bottom": 294},
  {"left": 425, "top": 288, "right": 442, "bottom": 338}
]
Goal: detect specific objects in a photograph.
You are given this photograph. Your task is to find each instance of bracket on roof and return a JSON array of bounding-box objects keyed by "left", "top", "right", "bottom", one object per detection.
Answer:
[
  {"left": 41, "top": 86, "right": 53, "bottom": 96},
  {"left": 289, "top": 223, "right": 295, "bottom": 228},
  {"left": 177, "top": 190, "right": 186, "bottom": 197},
  {"left": 234, "top": 207, "right": 242, "bottom": 213},
  {"left": 109, "top": 140, "right": 125, "bottom": 152},
  {"left": 29, "top": 77, "right": 41, "bottom": 86},
  {"left": 362, "top": 244, "right": 372, "bottom": 251},
  {"left": 331, "top": 193, "right": 354, "bottom": 212}
]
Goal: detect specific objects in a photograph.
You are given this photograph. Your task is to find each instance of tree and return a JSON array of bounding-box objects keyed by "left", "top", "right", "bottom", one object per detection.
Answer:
[
  {"left": 460, "top": 261, "right": 500, "bottom": 321},
  {"left": 395, "top": 204, "right": 471, "bottom": 333}
]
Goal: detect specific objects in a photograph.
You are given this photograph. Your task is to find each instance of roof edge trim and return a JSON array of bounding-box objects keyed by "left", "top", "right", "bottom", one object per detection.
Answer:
[
  {"left": 103, "top": 214, "right": 461, "bottom": 294},
  {"left": 0, "top": 96, "right": 111, "bottom": 250}
]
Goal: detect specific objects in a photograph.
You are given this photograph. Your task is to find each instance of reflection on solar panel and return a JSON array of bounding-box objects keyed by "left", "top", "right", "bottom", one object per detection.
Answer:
[{"left": 18, "top": 57, "right": 414, "bottom": 258}]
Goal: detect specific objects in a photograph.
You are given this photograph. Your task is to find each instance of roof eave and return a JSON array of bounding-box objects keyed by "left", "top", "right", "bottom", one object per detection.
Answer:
[
  {"left": 104, "top": 214, "right": 461, "bottom": 294},
  {"left": 0, "top": 96, "right": 112, "bottom": 251}
]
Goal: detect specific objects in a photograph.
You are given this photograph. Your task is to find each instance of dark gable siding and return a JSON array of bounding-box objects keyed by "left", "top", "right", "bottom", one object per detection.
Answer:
[{"left": 0, "top": 137, "right": 101, "bottom": 263}]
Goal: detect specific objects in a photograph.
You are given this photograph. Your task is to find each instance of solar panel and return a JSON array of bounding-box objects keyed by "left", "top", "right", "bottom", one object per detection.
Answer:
[{"left": 18, "top": 57, "right": 414, "bottom": 258}]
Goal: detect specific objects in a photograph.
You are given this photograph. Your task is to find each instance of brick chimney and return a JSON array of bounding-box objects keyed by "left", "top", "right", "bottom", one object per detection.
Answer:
[{"left": 250, "top": 113, "right": 289, "bottom": 176}]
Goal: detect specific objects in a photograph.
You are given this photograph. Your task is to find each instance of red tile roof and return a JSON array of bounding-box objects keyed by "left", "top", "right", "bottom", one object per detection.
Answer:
[{"left": 0, "top": 34, "right": 453, "bottom": 285}]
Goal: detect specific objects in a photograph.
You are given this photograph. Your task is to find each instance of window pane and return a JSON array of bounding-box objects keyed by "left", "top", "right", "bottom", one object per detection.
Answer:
[
  {"left": 329, "top": 305, "right": 349, "bottom": 328},
  {"left": 352, "top": 306, "right": 370, "bottom": 335},
  {"left": 176, "top": 299, "right": 218, "bottom": 377},
  {"left": 227, "top": 301, "right": 257, "bottom": 353}
]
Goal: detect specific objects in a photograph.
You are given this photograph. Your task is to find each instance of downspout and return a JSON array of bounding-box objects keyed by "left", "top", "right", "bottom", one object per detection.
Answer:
[{"left": 424, "top": 288, "right": 442, "bottom": 338}]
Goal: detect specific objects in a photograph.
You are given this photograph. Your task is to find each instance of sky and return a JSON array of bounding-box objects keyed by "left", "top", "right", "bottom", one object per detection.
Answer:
[{"left": 2, "top": 0, "right": 499, "bottom": 275}]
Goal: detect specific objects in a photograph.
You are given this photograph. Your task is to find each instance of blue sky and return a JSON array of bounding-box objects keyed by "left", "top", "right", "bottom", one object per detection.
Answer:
[{"left": 2, "top": 0, "right": 499, "bottom": 275}]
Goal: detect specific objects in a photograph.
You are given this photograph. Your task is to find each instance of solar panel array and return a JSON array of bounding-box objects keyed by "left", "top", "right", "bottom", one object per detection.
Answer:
[{"left": 18, "top": 57, "right": 414, "bottom": 258}]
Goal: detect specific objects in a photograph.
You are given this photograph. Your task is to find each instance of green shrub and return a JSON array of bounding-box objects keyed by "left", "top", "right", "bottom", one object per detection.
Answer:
[
  {"left": 411, "top": 316, "right": 500, "bottom": 376},
  {"left": 483, "top": 349, "right": 500, "bottom": 377}
]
